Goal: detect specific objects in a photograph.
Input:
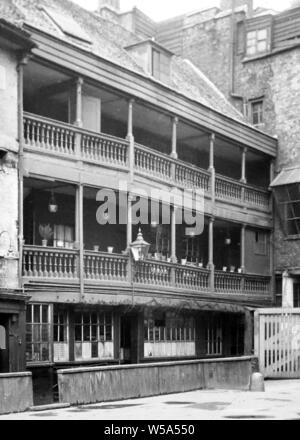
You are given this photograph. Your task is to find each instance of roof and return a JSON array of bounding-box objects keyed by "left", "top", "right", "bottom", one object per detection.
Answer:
[
  {"left": 0, "top": 18, "right": 36, "bottom": 51},
  {"left": 0, "top": 0, "right": 251, "bottom": 125},
  {"left": 270, "top": 166, "right": 300, "bottom": 187}
]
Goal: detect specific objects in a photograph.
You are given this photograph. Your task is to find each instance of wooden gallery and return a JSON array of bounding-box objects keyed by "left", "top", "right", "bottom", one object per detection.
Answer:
[{"left": 0, "top": 0, "right": 277, "bottom": 403}]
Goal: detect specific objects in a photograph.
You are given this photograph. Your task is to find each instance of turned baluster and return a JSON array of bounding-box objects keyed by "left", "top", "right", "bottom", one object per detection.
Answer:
[
  {"left": 45, "top": 124, "right": 50, "bottom": 149},
  {"left": 37, "top": 252, "right": 43, "bottom": 277}
]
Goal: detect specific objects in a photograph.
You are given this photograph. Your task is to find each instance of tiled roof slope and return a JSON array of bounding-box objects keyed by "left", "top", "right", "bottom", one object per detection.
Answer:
[{"left": 0, "top": 0, "right": 247, "bottom": 124}]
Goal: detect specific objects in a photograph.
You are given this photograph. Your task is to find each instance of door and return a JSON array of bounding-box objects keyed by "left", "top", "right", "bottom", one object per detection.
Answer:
[
  {"left": 0, "top": 317, "right": 8, "bottom": 373},
  {"left": 82, "top": 95, "right": 101, "bottom": 133},
  {"left": 120, "top": 316, "right": 131, "bottom": 363}
]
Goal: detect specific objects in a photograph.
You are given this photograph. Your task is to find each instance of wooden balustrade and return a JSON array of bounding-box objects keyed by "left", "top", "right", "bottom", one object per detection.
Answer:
[
  {"left": 81, "top": 131, "right": 128, "bottom": 167},
  {"left": 83, "top": 252, "right": 128, "bottom": 282},
  {"left": 175, "top": 162, "right": 210, "bottom": 191},
  {"left": 244, "top": 274, "right": 271, "bottom": 295},
  {"left": 22, "top": 246, "right": 78, "bottom": 279},
  {"left": 22, "top": 246, "right": 270, "bottom": 296},
  {"left": 135, "top": 144, "right": 172, "bottom": 182},
  {"left": 134, "top": 260, "right": 172, "bottom": 286},
  {"left": 23, "top": 113, "right": 270, "bottom": 211},
  {"left": 175, "top": 265, "right": 209, "bottom": 291},
  {"left": 215, "top": 175, "right": 243, "bottom": 203},
  {"left": 24, "top": 113, "right": 76, "bottom": 155},
  {"left": 244, "top": 186, "right": 270, "bottom": 210},
  {"left": 215, "top": 271, "right": 243, "bottom": 293}
]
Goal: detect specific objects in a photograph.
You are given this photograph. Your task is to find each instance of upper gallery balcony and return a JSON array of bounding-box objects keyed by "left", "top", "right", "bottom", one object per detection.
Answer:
[
  {"left": 22, "top": 61, "right": 273, "bottom": 216},
  {"left": 22, "top": 178, "right": 272, "bottom": 304}
]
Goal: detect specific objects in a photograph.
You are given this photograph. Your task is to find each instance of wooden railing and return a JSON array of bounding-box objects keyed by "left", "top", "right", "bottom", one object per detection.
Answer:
[
  {"left": 134, "top": 260, "right": 172, "bottom": 286},
  {"left": 215, "top": 175, "right": 243, "bottom": 203},
  {"left": 24, "top": 113, "right": 76, "bottom": 156},
  {"left": 175, "top": 161, "right": 210, "bottom": 191},
  {"left": 23, "top": 246, "right": 78, "bottom": 279},
  {"left": 84, "top": 251, "right": 128, "bottom": 282},
  {"left": 81, "top": 130, "right": 128, "bottom": 167},
  {"left": 135, "top": 143, "right": 172, "bottom": 182},
  {"left": 22, "top": 246, "right": 271, "bottom": 297},
  {"left": 23, "top": 113, "right": 270, "bottom": 212},
  {"left": 175, "top": 265, "right": 209, "bottom": 291}
]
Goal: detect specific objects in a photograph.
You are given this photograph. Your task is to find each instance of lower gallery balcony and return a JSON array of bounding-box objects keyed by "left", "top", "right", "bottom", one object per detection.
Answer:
[{"left": 23, "top": 177, "right": 272, "bottom": 300}]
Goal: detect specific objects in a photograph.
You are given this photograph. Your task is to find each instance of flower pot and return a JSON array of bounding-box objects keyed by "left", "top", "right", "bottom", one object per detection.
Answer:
[
  {"left": 107, "top": 247, "right": 114, "bottom": 254},
  {"left": 42, "top": 239, "right": 48, "bottom": 247},
  {"left": 222, "top": 267, "right": 227, "bottom": 272},
  {"left": 181, "top": 259, "right": 187, "bottom": 266},
  {"left": 94, "top": 245, "right": 99, "bottom": 252},
  {"left": 198, "top": 263, "right": 203, "bottom": 268},
  {"left": 238, "top": 268, "right": 243, "bottom": 274}
]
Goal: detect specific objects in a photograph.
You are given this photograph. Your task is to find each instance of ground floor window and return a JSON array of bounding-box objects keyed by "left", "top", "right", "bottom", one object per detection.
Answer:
[
  {"left": 144, "top": 311, "right": 196, "bottom": 358},
  {"left": 53, "top": 308, "right": 69, "bottom": 362},
  {"left": 206, "top": 316, "right": 222, "bottom": 356},
  {"left": 294, "top": 284, "right": 300, "bottom": 308},
  {"left": 74, "top": 311, "right": 113, "bottom": 361},
  {"left": 26, "top": 304, "right": 51, "bottom": 363}
]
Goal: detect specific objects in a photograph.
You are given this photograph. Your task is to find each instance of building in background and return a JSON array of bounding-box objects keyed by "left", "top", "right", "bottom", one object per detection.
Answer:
[
  {"left": 0, "top": 0, "right": 277, "bottom": 404},
  {"left": 105, "top": 0, "right": 300, "bottom": 309}
]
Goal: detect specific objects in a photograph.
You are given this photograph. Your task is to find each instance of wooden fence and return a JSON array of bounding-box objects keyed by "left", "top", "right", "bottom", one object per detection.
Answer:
[{"left": 255, "top": 308, "right": 300, "bottom": 378}]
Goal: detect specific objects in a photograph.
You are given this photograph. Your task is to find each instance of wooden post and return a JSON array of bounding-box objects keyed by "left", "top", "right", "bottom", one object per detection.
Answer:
[
  {"left": 75, "top": 77, "right": 83, "bottom": 128},
  {"left": 240, "top": 224, "right": 246, "bottom": 273},
  {"left": 76, "top": 184, "right": 84, "bottom": 300},
  {"left": 171, "top": 205, "right": 177, "bottom": 263},
  {"left": 244, "top": 310, "right": 253, "bottom": 356},
  {"left": 240, "top": 147, "right": 247, "bottom": 184},
  {"left": 208, "top": 217, "right": 215, "bottom": 292},
  {"left": 127, "top": 99, "right": 135, "bottom": 183},
  {"left": 171, "top": 117, "right": 178, "bottom": 159},
  {"left": 209, "top": 134, "right": 215, "bottom": 204}
]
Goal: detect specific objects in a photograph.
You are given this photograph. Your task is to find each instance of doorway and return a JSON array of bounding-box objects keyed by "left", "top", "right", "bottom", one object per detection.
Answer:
[
  {"left": 294, "top": 283, "right": 300, "bottom": 307},
  {"left": 0, "top": 316, "right": 8, "bottom": 373},
  {"left": 120, "top": 316, "right": 131, "bottom": 363}
]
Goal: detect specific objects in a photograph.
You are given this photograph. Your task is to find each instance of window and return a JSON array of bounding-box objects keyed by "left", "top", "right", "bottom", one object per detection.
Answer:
[
  {"left": 54, "top": 310, "right": 68, "bottom": 343},
  {"left": 255, "top": 231, "right": 267, "bottom": 255},
  {"left": 275, "top": 276, "right": 283, "bottom": 307},
  {"left": 0, "top": 325, "right": 6, "bottom": 350},
  {"left": 251, "top": 100, "right": 264, "bottom": 126},
  {"left": 75, "top": 311, "right": 113, "bottom": 360},
  {"left": 151, "top": 49, "right": 170, "bottom": 83},
  {"left": 54, "top": 225, "right": 74, "bottom": 248},
  {"left": 294, "top": 284, "right": 300, "bottom": 308},
  {"left": 275, "top": 184, "right": 300, "bottom": 237},
  {"left": 246, "top": 28, "right": 270, "bottom": 56},
  {"left": 26, "top": 304, "right": 51, "bottom": 363},
  {"left": 206, "top": 316, "right": 222, "bottom": 356},
  {"left": 144, "top": 315, "right": 195, "bottom": 343}
]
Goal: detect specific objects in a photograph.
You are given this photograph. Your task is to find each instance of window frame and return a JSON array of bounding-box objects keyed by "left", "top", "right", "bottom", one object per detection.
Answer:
[
  {"left": 254, "top": 230, "right": 268, "bottom": 256},
  {"left": 251, "top": 99, "right": 264, "bottom": 126},
  {"left": 26, "top": 303, "right": 52, "bottom": 364},
  {"left": 275, "top": 184, "right": 300, "bottom": 239},
  {"left": 246, "top": 27, "right": 271, "bottom": 57}
]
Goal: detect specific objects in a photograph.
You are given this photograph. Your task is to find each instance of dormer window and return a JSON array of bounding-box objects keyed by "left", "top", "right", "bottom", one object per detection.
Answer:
[
  {"left": 246, "top": 28, "right": 270, "bottom": 56},
  {"left": 152, "top": 48, "right": 170, "bottom": 83},
  {"left": 125, "top": 40, "right": 173, "bottom": 84}
]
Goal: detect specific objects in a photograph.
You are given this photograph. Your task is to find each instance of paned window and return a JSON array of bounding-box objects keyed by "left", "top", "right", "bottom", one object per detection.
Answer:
[{"left": 26, "top": 304, "right": 51, "bottom": 363}]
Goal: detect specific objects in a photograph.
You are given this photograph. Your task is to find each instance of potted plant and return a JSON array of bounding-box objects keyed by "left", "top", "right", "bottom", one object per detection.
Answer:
[
  {"left": 39, "top": 224, "right": 53, "bottom": 247},
  {"left": 107, "top": 246, "right": 114, "bottom": 254}
]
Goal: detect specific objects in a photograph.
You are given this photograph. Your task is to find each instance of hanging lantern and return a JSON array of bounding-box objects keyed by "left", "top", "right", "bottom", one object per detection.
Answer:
[{"left": 48, "top": 191, "right": 58, "bottom": 213}]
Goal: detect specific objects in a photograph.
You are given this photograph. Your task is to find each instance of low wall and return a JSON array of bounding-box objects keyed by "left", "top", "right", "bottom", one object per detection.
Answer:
[
  {"left": 58, "top": 356, "right": 256, "bottom": 406},
  {"left": 0, "top": 372, "right": 33, "bottom": 415}
]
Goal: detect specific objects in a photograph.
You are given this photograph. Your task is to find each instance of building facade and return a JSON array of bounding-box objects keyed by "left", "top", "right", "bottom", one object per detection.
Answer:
[
  {"left": 0, "top": 0, "right": 277, "bottom": 403},
  {"left": 149, "top": 0, "right": 300, "bottom": 310}
]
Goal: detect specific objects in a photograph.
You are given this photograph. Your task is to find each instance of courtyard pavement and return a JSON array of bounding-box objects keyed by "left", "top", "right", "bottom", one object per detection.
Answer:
[{"left": 1, "top": 379, "right": 300, "bottom": 420}]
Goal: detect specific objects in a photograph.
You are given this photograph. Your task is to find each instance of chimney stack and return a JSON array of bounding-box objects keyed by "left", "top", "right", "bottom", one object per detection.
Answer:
[
  {"left": 97, "top": 0, "right": 120, "bottom": 12},
  {"left": 220, "top": 0, "right": 253, "bottom": 16}
]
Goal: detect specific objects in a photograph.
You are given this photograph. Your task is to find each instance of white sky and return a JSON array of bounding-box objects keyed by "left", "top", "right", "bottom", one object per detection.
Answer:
[{"left": 71, "top": 0, "right": 291, "bottom": 21}]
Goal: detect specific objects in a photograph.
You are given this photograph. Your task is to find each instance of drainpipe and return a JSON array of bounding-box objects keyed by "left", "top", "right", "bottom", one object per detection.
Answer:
[{"left": 17, "top": 53, "right": 29, "bottom": 290}]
